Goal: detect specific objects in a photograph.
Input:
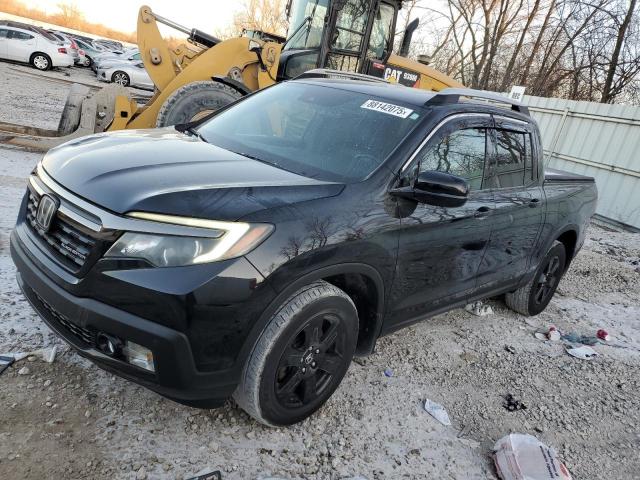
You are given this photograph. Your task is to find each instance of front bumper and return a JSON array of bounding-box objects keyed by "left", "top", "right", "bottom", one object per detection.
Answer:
[{"left": 10, "top": 226, "right": 266, "bottom": 407}]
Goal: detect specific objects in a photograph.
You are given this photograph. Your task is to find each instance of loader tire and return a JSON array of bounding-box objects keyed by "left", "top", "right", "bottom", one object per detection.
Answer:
[
  {"left": 57, "top": 84, "right": 91, "bottom": 135},
  {"left": 155, "top": 81, "right": 243, "bottom": 127}
]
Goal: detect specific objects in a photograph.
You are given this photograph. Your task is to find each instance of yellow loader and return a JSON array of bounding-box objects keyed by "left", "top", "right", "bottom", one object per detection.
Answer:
[{"left": 0, "top": 0, "right": 463, "bottom": 151}]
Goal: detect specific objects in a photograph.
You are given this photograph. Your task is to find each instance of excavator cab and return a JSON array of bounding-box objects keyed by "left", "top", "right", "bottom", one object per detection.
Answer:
[{"left": 279, "top": 0, "right": 400, "bottom": 80}]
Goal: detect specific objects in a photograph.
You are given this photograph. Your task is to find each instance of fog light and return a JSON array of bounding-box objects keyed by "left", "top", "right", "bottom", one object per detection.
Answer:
[
  {"left": 96, "top": 333, "right": 122, "bottom": 357},
  {"left": 123, "top": 341, "right": 155, "bottom": 372}
]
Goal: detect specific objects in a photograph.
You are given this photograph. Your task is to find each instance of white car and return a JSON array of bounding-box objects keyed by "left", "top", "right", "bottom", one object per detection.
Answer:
[
  {"left": 97, "top": 60, "right": 154, "bottom": 90},
  {"left": 0, "top": 25, "right": 73, "bottom": 70}
]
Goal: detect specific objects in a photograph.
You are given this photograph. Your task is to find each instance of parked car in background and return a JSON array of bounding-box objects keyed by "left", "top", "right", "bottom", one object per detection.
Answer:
[
  {"left": 0, "top": 24, "right": 72, "bottom": 70},
  {"left": 92, "top": 48, "right": 139, "bottom": 72},
  {"left": 70, "top": 37, "right": 101, "bottom": 67},
  {"left": 97, "top": 60, "right": 153, "bottom": 89},
  {"left": 93, "top": 39, "right": 123, "bottom": 52},
  {"left": 48, "top": 30, "right": 79, "bottom": 65}
]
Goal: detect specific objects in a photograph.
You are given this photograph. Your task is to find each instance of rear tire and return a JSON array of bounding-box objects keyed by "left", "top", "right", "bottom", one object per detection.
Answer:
[
  {"left": 234, "top": 281, "right": 358, "bottom": 427},
  {"left": 505, "top": 241, "right": 567, "bottom": 316},
  {"left": 111, "top": 71, "right": 130, "bottom": 87},
  {"left": 31, "top": 53, "right": 51, "bottom": 71},
  {"left": 155, "top": 80, "right": 243, "bottom": 127}
]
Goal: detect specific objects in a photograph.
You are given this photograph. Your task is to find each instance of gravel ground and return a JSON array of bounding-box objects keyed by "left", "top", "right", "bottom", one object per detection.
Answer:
[{"left": 1, "top": 62, "right": 639, "bottom": 480}]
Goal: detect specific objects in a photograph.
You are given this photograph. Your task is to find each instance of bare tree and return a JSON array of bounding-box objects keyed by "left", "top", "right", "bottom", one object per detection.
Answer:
[{"left": 233, "top": 0, "right": 289, "bottom": 36}]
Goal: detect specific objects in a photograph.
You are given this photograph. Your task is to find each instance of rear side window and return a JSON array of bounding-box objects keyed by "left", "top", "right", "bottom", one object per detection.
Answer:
[
  {"left": 492, "top": 129, "right": 526, "bottom": 188},
  {"left": 0, "top": 29, "right": 8, "bottom": 39},
  {"left": 11, "top": 31, "right": 34, "bottom": 41},
  {"left": 418, "top": 128, "right": 488, "bottom": 191}
]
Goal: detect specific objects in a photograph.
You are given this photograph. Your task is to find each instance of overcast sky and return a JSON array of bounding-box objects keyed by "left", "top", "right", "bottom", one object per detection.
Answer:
[{"left": 27, "top": 0, "right": 243, "bottom": 34}]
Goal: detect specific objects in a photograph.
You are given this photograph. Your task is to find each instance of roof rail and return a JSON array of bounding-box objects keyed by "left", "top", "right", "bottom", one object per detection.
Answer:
[
  {"left": 295, "top": 69, "right": 389, "bottom": 84},
  {"left": 426, "top": 88, "right": 529, "bottom": 115}
]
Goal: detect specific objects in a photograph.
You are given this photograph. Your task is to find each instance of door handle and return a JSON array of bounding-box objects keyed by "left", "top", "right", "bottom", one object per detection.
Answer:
[
  {"left": 474, "top": 206, "right": 491, "bottom": 218},
  {"left": 529, "top": 198, "right": 541, "bottom": 208}
]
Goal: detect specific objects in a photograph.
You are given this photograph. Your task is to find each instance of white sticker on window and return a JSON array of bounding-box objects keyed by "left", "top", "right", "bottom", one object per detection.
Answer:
[{"left": 361, "top": 100, "right": 414, "bottom": 119}]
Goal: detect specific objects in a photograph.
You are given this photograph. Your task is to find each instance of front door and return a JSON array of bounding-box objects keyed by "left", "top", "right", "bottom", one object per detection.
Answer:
[
  {"left": 385, "top": 114, "right": 495, "bottom": 330},
  {"left": 475, "top": 116, "right": 544, "bottom": 294}
]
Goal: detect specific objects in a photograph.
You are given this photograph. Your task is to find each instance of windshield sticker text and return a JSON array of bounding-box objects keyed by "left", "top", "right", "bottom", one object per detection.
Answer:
[{"left": 361, "top": 100, "right": 414, "bottom": 119}]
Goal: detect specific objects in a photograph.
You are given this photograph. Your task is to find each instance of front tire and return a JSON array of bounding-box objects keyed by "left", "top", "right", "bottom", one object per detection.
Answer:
[
  {"left": 31, "top": 53, "right": 51, "bottom": 71},
  {"left": 155, "top": 80, "right": 243, "bottom": 127},
  {"left": 111, "top": 71, "right": 130, "bottom": 87},
  {"left": 234, "top": 281, "right": 358, "bottom": 426},
  {"left": 505, "top": 241, "right": 567, "bottom": 316}
]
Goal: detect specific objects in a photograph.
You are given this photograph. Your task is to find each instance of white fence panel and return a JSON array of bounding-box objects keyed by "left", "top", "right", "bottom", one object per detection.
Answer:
[{"left": 523, "top": 95, "right": 640, "bottom": 230}]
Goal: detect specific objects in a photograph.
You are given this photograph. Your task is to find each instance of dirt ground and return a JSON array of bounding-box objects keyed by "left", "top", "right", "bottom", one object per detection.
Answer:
[{"left": 0, "top": 62, "right": 639, "bottom": 480}]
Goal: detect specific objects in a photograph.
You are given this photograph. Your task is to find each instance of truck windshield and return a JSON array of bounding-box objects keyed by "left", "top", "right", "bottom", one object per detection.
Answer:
[
  {"left": 196, "top": 82, "right": 423, "bottom": 183},
  {"left": 285, "top": 0, "right": 329, "bottom": 50}
]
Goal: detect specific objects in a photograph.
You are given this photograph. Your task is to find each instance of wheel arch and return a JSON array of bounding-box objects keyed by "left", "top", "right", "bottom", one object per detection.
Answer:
[
  {"left": 556, "top": 228, "right": 578, "bottom": 270},
  {"left": 239, "top": 263, "right": 385, "bottom": 368},
  {"left": 211, "top": 75, "right": 252, "bottom": 96},
  {"left": 30, "top": 51, "right": 51, "bottom": 63}
]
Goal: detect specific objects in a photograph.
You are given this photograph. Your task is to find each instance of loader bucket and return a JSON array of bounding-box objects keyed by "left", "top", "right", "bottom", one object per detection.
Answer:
[{"left": 0, "top": 83, "right": 133, "bottom": 152}]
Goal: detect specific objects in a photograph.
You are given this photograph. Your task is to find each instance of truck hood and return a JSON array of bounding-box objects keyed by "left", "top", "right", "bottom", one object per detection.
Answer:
[{"left": 42, "top": 129, "right": 343, "bottom": 221}]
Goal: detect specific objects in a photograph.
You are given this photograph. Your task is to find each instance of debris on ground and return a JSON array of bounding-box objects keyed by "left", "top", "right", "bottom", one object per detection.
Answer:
[
  {"left": 503, "top": 394, "right": 527, "bottom": 412},
  {"left": 0, "top": 346, "right": 57, "bottom": 364},
  {"left": 493, "top": 433, "right": 573, "bottom": 480},
  {"left": 465, "top": 301, "right": 494, "bottom": 316},
  {"left": 547, "top": 326, "right": 561, "bottom": 342},
  {"left": 566, "top": 345, "right": 599, "bottom": 360},
  {"left": 562, "top": 332, "right": 599, "bottom": 345},
  {"left": 423, "top": 399, "right": 452, "bottom": 426},
  {"left": 186, "top": 470, "right": 222, "bottom": 480},
  {"left": 0, "top": 355, "right": 15, "bottom": 376},
  {"left": 597, "top": 329, "right": 611, "bottom": 341},
  {"left": 383, "top": 368, "right": 393, "bottom": 377}
]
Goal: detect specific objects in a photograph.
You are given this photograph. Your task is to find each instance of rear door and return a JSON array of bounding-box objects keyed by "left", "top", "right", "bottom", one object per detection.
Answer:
[
  {"left": 385, "top": 114, "right": 495, "bottom": 329},
  {"left": 475, "top": 116, "right": 544, "bottom": 293},
  {"left": 7, "top": 29, "right": 36, "bottom": 62},
  {"left": 0, "top": 28, "right": 8, "bottom": 59}
]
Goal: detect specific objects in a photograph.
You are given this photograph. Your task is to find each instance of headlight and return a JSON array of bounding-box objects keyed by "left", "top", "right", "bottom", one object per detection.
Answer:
[{"left": 105, "top": 212, "right": 273, "bottom": 267}]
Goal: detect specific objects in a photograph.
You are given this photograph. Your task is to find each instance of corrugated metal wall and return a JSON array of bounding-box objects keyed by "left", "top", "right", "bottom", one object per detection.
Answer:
[{"left": 522, "top": 95, "right": 640, "bottom": 230}]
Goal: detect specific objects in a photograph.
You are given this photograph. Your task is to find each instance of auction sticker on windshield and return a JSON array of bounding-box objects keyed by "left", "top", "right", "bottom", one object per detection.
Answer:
[{"left": 361, "top": 100, "right": 414, "bottom": 119}]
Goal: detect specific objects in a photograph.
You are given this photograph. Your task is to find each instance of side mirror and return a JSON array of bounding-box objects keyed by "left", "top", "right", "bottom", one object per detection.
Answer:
[{"left": 414, "top": 171, "right": 469, "bottom": 207}]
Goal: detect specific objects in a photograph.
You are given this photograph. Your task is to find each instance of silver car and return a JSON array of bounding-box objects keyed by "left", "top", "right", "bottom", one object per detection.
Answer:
[{"left": 96, "top": 60, "right": 153, "bottom": 90}]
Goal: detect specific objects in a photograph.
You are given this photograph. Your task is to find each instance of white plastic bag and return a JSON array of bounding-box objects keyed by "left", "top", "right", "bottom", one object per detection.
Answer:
[{"left": 493, "top": 434, "right": 572, "bottom": 480}]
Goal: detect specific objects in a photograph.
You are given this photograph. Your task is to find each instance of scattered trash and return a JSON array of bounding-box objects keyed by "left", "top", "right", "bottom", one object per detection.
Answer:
[
  {"left": 534, "top": 331, "right": 548, "bottom": 341},
  {"left": 562, "top": 332, "right": 598, "bottom": 345},
  {"left": 504, "top": 345, "right": 517, "bottom": 355},
  {"left": 185, "top": 470, "right": 222, "bottom": 480},
  {"left": 465, "top": 301, "right": 494, "bottom": 317},
  {"left": 423, "top": 399, "right": 451, "bottom": 426},
  {"left": 0, "top": 346, "right": 57, "bottom": 364},
  {"left": 597, "top": 329, "right": 611, "bottom": 342},
  {"left": 0, "top": 356, "right": 15, "bottom": 377},
  {"left": 547, "top": 326, "right": 561, "bottom": 342},
  {"left": 383, "top": 368, "right": 393, "bottom": 377},
  {"left": 503, "top": 394, "right": 527, "bottom": 412},
  {"left": 18, "top": 366, "right": 30, "bottom": 375},
  {"left": 566, "top": 345, "right": 599, "bottom": 360},
  {"left": 493, "top": 433, "right": 572, "bottom": 480}
]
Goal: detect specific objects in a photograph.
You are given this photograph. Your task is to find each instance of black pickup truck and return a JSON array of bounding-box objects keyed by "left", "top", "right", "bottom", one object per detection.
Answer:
[{"left": 11, "top": 71, "right": 597, "bottom": 426}]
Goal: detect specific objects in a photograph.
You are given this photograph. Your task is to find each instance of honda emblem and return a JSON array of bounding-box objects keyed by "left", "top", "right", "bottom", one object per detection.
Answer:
[{"left": 35, "top": 194, "right": 59, "bottom": 232}]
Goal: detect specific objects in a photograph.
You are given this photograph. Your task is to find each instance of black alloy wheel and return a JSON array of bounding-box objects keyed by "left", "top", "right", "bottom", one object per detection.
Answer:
[{"left": 275, "top": 312, "right": 346, "bottom": 409}]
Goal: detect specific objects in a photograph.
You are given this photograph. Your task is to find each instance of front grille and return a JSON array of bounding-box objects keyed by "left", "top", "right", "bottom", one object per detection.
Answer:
[
  {"left": 26, "top": 192, "right": 97, "bottom": 272},
  {"left": 33, "top": 291, "right": 96, "bottom": 347}
]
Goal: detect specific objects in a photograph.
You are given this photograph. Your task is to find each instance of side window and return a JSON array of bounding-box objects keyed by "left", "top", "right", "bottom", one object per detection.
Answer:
[
  {"left": 12, "top": 31, "right": 34, "bottom": 41},
  {"left": 131, "top": 53, "right": 141, "bottom": 61},
  {"left": 418, "top": 128, "right": 488, "bottom": 191},
  {"left": 0, "top": 29, "right": 8, "bottom": 39},
  {"left": 493, "top": 129, "right": 526, "bottom": 188},
  {"left": 367, "top": 3, "right": 395, "bottom": 59}
]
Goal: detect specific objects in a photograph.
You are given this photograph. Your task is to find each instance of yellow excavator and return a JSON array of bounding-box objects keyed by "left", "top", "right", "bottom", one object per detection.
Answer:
[{"left": 0, "top": 0, "right": 463, "bottom": 151}]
